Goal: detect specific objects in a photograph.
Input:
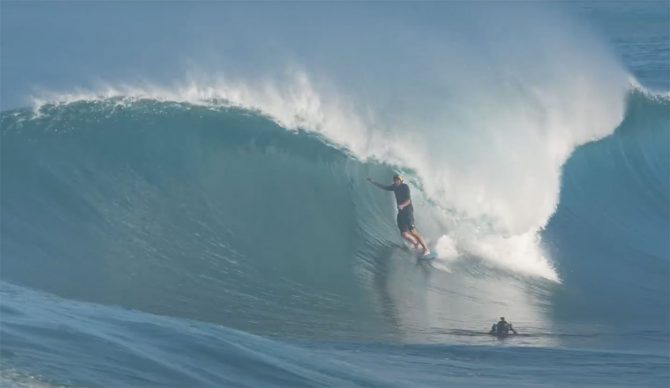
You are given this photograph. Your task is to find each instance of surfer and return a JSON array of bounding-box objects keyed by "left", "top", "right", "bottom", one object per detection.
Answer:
[
  {"left": 368, "top": 174, "right": 431, "bottom": 257},
  {"left": 489, "top": 317, "right": 517, "bottom": 336}
]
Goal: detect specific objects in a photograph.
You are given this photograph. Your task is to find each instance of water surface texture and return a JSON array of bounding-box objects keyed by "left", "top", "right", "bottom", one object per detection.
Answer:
[{"left": 1, "top": 1, "right": 668, "bottom": 386}]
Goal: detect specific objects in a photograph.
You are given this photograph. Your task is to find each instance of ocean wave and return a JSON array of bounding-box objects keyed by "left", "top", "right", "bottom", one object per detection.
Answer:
[{"left": 2, "top": 87, "right": 667, "bottom": 337}]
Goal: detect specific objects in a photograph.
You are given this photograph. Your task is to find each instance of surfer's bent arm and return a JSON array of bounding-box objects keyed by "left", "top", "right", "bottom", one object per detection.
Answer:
[
  {"left": 398, "top": 199, "right": 411, "bottom": 210},
  {"left": 367, "top": 178, "right": 394, "bottom": 191}
]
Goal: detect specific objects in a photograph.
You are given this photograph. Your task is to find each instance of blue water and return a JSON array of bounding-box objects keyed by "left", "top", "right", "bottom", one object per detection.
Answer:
[{"left": 1, "top": 1, "right": 669, "bottom": 387}]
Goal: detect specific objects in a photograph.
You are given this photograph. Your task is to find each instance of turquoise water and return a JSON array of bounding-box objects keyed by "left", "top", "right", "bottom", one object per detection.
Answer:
[{"left": 1, "top": 1, "right": 668, "bottom": 387}]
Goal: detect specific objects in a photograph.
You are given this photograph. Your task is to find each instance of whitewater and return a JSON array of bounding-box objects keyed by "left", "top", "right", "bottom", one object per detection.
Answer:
[{"left": 1, "top": 1, "right": 668, "bottom": 387}]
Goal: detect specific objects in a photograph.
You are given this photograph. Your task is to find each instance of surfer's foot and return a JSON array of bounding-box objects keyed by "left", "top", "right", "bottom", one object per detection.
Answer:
[{"left": 422, "top": 249, "right": 431, "bottom": 257}]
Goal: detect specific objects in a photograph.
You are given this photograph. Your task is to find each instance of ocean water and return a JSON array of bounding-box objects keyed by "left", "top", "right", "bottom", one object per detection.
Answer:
[{"left": 1, "top": 2, "right": 668, "bottom": 387}]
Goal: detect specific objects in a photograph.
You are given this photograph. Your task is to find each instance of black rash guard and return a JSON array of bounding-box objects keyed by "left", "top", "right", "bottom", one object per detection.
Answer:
[
  {"left": 385, "top": 183, "right": 412, "bottom": 209},
  {"left": 384, "top": 183, "right": 415, "bottom": 232}
]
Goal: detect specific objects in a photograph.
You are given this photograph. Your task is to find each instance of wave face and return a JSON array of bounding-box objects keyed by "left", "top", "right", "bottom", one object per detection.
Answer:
[
  {"left": 544, "top": 90, "right": 670, "bottom": 326},
  {"left": 1, "top": 101, "right": 394, "bottom": 340},
  {"left": 2, "top": 88, "right": 668, "bottom": 343}
]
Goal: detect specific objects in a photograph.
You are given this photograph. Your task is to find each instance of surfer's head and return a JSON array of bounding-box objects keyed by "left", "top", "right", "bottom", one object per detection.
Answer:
[
  {"left": 500, "top": 317, "right": 505, "bottom": 321},
  {"left": 392, "top": 174, "right": 403, "bottom": 186}
]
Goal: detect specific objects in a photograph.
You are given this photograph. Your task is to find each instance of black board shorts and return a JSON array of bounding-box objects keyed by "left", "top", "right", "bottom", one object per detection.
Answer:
[{"left": 396, "top": 207, "right": 415, "bottom": 233}]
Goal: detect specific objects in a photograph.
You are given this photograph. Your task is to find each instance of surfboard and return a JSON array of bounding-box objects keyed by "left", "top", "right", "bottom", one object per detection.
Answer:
[{"left": 417, "top": 251, "right": 437, "bottom": 260}]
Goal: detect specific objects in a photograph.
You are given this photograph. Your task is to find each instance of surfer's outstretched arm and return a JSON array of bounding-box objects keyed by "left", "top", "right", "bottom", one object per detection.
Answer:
[{"left": 367, "top": 178, "right": 393, "bottom": 191}]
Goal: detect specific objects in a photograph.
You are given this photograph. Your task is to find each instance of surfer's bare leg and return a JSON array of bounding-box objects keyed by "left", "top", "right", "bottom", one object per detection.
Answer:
[
  {"left": 401, "top": 232, "right": 419, "bottom": 248},
  {"left": 409, "top": 230, "right": 430, "bottom": 255}
]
